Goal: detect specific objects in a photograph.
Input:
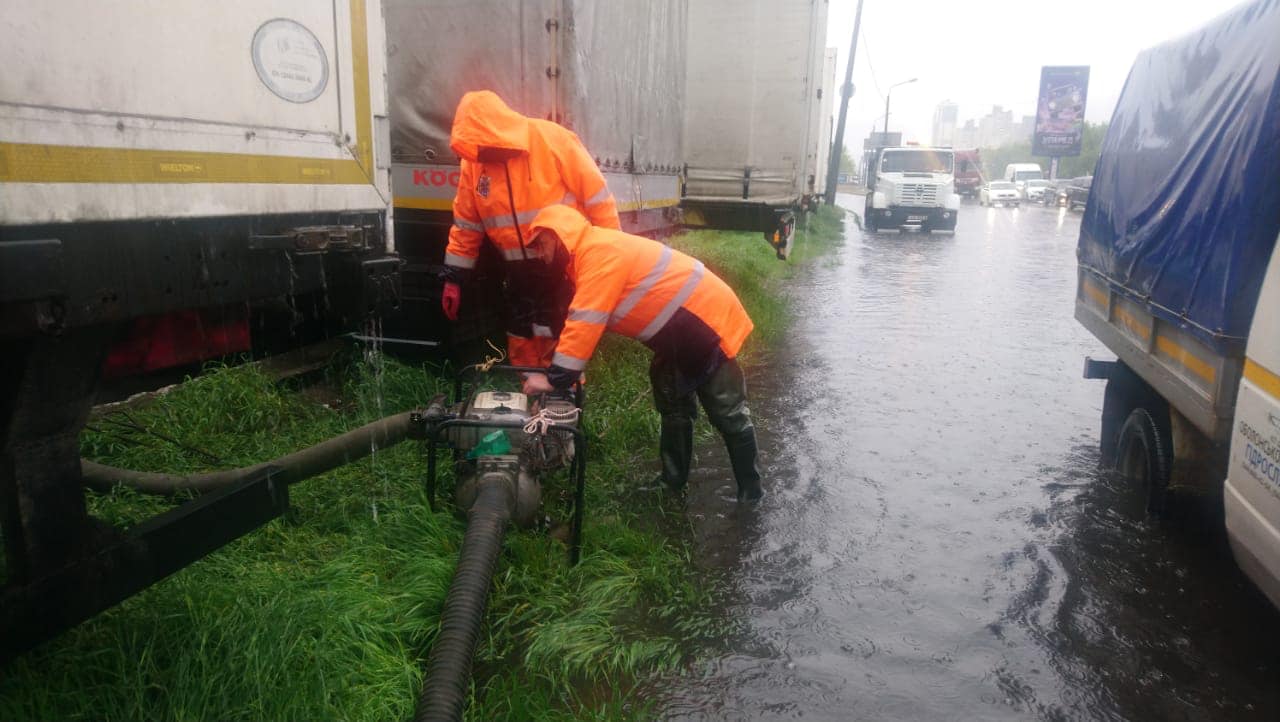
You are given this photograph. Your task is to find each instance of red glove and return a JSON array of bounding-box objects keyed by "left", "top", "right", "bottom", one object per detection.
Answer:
[{"left": 441, "top": 282, "right": 461, "bottom": 321}]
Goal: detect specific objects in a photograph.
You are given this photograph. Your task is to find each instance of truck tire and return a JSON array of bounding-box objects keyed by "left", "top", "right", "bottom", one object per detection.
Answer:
[
  {"left": 863, "top": 209, "right": 878, "bottom": 233},
  {"left": 1115, "top": 407, "right": 1173, "bottom": 516}
]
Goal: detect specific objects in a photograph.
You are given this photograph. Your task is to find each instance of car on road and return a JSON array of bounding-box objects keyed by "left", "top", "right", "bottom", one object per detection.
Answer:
[
  {"left": 1041, "top": 180, "right": 1069, "bottom": 206},
  {"left": 1066, "top": 176, "right": 1092, "bottom": 210},
  {"left": 980, "top": 181, "right": 1020, "bottom": 207},
  {"left": 1022, "top": 179, "right": 1053, "bottom": 203}
]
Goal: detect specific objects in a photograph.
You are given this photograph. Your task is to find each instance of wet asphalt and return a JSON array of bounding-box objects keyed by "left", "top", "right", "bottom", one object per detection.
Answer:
[{"left": 659, "top": 197, "right": 1280, "bottom": 721}]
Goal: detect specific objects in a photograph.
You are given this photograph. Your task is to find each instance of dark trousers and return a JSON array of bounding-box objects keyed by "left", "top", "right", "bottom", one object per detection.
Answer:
[{"left": 650, "top": 356, "right": 761, "bottom": 497}]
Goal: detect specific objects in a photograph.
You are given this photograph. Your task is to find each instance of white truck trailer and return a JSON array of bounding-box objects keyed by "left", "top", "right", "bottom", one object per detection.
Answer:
[
  {"left": 383, "top": 0, "right": 686, "bottom": 340},
  {"left": 681, "top": 0, "right": 831, "bottom": 259},
  {"left": 0, "top": 0, "right": 397, "bottom": 657},
  {"left": 386, "top": 0, "right": 684, "bottom": 236},
  {"left": 1076, "top": 0, "right": 1280, "bottom": 609}
]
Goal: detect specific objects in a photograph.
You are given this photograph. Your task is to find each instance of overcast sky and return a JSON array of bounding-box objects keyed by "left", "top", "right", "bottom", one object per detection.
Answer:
[{"left": 824, "top": 0, "right": 1249, "bottom": 156}]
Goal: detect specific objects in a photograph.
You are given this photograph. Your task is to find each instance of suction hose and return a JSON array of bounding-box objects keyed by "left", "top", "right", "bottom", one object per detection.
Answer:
[
  {"left": 413, "top": 476, "right": 513, "bottom": 722},
  {"left": 80, "top": 412, "right": 414, "bottom": 495}
]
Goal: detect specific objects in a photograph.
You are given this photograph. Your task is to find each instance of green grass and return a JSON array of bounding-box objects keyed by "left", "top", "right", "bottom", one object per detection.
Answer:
[
  {"left": 672, "top": 204, "right": 847, "bottom": 349},
  {"left": 0, "top": 206, "right": 844, "bottom": 721}
]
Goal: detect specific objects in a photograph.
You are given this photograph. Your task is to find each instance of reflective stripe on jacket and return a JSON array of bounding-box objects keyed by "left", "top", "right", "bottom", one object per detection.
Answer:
[
  {"left": 445, "top": 91, "right": 620, "bottom": 271},
  {"left": 530, "top": 205, "right": 753, "bottom": 378}
]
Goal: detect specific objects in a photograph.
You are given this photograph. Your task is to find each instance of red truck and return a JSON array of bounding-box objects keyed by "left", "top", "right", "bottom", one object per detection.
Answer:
[{"left": 953, "top": 149, "right": 984, "bottom": 197}]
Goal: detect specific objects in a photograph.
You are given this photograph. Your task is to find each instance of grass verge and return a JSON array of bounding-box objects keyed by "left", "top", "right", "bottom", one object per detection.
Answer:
[{"left": 0, "top": 206, "right": 844, "bottom": 721}]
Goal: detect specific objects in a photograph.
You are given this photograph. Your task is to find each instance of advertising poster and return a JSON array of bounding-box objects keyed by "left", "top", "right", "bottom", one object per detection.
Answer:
[{"left": 1033, "top": 66, "right": 1090, "bottom": 156}]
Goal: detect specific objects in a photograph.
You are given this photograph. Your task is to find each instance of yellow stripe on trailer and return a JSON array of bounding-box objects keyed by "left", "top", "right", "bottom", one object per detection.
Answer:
[
  {"left": 394, "top": 197, "right": 454, "bottom": 211},
  {"left": 1081, "top": 276, "right": 1109, "bottom": 310},
  {"left": 348, "top": 0, "right": 373, "bottom": 180},
  {"left": 0, "top": 143, "right": 369, "bottom": 185},
  {"left": 1245, "top": 358, "right": 1280, "bottom": 400},
  {"left": 1156, "top": 335, "right": 1217, "bottom": 385},
  {"left": 618, "top": 197, "right": 680, "bottom": 212},
  {"left": 392, "top": 197, "right": 681, "bottom": 213},
  {"left": 1114, "top": 305, "right": 1152, "bottom": 342}
]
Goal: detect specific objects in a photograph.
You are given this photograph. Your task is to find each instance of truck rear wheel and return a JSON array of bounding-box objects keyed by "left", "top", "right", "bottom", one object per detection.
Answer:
[{"left": 1115, "top": 407, "right": 1173, "bottom": 516}]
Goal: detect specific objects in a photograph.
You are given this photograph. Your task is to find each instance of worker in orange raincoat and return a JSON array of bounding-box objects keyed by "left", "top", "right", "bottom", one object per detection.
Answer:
[
  {"left": 520, "top": 205, "right": 763, "bottom": 502},
  {"left": 441, "top": 90, "right": 621, "bottom": 367}
]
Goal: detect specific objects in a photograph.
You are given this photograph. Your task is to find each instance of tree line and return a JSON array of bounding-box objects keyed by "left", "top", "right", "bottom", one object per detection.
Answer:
[{"left": 978, "top": 122, "right": 1108, "bottom": 181}]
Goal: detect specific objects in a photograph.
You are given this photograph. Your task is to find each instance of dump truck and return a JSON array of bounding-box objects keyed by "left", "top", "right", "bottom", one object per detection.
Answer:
[
  {"left": 681, "top": 0, "right": 831, "bottom": 259},
  {"left": 0, "top": 0, "right": 398, "bottom": 658},
  {"left": 385, "top": 0, "right": 686, "bottom": 343},
  {"left": 1075, "top": 0, "right": 1280, "bottom": 608}
]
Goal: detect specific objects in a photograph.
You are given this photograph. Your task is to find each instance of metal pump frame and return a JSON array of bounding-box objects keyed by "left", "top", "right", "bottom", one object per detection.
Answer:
[{"left": 412, "top": 364, "right": 589, "bottom": 564}]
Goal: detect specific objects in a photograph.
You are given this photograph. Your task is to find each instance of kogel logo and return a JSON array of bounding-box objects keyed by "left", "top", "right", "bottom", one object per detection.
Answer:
[{"left": 412, "top": 168, "right": 461, "bottom": 188}]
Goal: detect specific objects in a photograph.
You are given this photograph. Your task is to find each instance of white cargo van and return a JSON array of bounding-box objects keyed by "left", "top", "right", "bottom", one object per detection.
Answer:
[{"left": 1003, "top": 162, "right": 1043, "bottom": 192}]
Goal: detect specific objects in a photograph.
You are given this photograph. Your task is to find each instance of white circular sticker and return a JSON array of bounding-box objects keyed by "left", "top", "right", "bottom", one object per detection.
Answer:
[{"left": 251, "top": 19, "right": 329, "bottom": 103}]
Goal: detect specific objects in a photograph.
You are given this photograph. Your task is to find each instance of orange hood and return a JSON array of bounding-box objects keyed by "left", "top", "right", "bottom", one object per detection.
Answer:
[
  {"left": 530, "top": 204, "right": 592, "bottom": 253},
  {"left": 449, "top": 90, "right": 530, "bottom": 162}
]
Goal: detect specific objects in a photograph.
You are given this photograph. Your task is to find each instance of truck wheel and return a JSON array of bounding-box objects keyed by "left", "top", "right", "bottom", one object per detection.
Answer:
[
  {"left": 1114, "top": 407, "right": 1172, "bottom": 516},
  {"left": 864, "top": 212, "right": 878, "bottom": 233}
]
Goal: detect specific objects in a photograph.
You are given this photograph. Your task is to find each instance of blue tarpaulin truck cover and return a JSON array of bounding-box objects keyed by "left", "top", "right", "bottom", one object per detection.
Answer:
[{"left": 1078, "top": 0, "right": 1280, "bottom": 356}]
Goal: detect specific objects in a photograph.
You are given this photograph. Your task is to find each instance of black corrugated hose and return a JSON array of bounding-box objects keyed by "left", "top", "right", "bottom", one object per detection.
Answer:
[
  {"left": 413, "top": 477, "right": 513, "bottom": 722},
  {"left": 80, "top": 412, "right": 413, "bottom": 495}
]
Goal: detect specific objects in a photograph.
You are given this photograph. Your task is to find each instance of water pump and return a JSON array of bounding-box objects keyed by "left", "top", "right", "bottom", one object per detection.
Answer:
[{"left": 410, "top": 366, "right": 586, "bottom": 722}]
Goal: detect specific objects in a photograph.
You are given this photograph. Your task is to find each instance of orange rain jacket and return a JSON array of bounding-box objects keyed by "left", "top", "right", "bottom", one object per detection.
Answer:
[
  {"left": 529, "top": 205, "right": 754, "bottom": 390},
  {"left": 445, "top": 91, "right": 620, "bottom": 273}
]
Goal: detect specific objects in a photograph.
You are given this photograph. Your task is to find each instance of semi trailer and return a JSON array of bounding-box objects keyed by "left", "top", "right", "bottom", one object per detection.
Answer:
[
  {"left": 681, "top": 0, "right": 832, "bottom": 259},
  {"left": 0, "top": 0, "right": 398, "bottom": 657},
  {"left": 385, "top": 0, "right": 687, "bottom": 344}
]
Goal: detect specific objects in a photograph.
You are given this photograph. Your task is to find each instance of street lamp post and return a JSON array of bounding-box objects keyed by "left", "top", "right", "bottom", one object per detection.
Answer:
[{"left": 883, "top": 78, "right": 918, "bottom": 137}]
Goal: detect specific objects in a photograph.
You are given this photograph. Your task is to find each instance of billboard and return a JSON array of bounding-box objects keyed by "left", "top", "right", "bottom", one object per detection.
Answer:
[
  {"left": 1032, "top": 66, "right": 1090, "bottom": 156},
  {"left": 865, "top": 131, "right": 902, "bottom": 149}
]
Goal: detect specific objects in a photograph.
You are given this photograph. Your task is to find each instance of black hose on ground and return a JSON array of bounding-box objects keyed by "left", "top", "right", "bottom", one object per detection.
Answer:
[
  {"left": 414, "top": 477, "right": 513, "bottom": 722},
  {"left": 80, "top": 412, "right": 414, "bottom": 495}
]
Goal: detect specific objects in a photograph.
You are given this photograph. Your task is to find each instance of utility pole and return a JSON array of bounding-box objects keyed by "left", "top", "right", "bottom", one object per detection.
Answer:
[{"left": 823, "top": 0, "right": 864, "bottom": 205}]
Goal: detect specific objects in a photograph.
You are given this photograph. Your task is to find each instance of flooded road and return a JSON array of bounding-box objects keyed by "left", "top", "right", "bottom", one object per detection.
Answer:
[{"left": 662, "top": 198, "right": 1280, "bottom": 720}]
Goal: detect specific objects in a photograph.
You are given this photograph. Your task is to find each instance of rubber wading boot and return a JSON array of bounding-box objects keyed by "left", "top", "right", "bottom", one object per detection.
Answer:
[
  {"left": 725, "top": 430, "right": 763, "bottom": 502},
  {"left": 659, "top": 415, "right": 694, "bottom": 492}
]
